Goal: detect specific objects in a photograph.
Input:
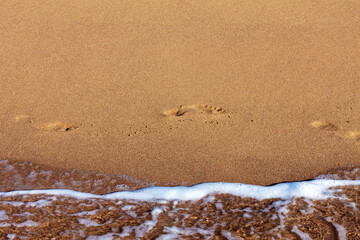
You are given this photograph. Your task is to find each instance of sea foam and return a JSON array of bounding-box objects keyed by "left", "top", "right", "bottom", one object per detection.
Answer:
[
  {"left": 1, "top": 160, "right": 359, "bottom": 239},
  {"left": 1, "top": 179, "right": 359, "bottom": 201}
]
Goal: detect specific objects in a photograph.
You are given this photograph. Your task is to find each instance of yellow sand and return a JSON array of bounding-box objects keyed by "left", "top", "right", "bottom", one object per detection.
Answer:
[{"left": 1, "top": 0, "right": 360, "bottom": 186}]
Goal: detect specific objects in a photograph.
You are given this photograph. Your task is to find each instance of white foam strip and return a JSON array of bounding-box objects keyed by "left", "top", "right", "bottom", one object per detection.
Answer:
[
  {"left": 325, "top": 217, "right": 347, "bottom": 240},
  {"left": 292, "top": 226, "right": 312, "bottom": 240},
  {"left": 0, "top": 179, "right": 359, "bottom": 201}
]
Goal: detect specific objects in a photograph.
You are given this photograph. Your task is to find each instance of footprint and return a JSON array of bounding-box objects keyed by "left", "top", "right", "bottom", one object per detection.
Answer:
[
  {"left": 36, "top": 121, "right": 80, "bottom": 132},
  {"left": 14, "top": 115, "right": 33, "bottom": 123},
  {"left": 339, "top": 131, "right": 360, "bottom": 141},
  {"left": 14, "top": 114, "right": 81, "bottom": 132},
  {"left": 129, "top": 104, "right": 228, "bottom": 137},
  {"left": 311, "top": 120, "right": 360, "bottom": 141},
  {"left": 163, "top": 104, "right": 225, "bottom": 117},
  {"left": 311, "top": 121, "right": 338, "bottom": 131}
]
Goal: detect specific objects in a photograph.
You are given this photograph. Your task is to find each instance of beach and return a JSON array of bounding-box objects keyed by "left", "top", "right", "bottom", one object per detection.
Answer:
[
  {"left": 0, "top": 159, "right": 359, "bottom": 238},
  {"left": 1, "top": 0, "right": 360, "bottom": 186},
  {"left": 1, "top": 0, "right": 360, "bottom": 238}
]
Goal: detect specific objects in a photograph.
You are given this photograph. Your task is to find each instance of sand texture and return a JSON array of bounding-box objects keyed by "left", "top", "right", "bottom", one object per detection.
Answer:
[
  {"left": 1, "top": 187, "right": 359, "bottom": 239},
  {"left": 0, "top": 159, "right": 359, "bottom": 239},
  {"left": 1, "top": 0, "right": 360, "bottom": 186}
]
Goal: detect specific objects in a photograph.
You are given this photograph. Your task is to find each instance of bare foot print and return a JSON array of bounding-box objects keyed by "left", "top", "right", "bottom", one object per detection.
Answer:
[
  {"left": 15, "top": 115, "right": 81, "bottom": 132},
  {"left": 36, "top": 121, "right": 80, "bottom": 132},
  {"left": 340, "top": 131, "right": 360, "bottom": 141},
  {"left": 311, "top": 121, "right": 338, "bottom": 131},
  {"left": 14, "top": 115, "right": 33, "bottom": 123},
  {"left": 163, "top": 104, "right": 225, "bottom": 117},
  {"left": 129, "top": 104, "right": 229, "bottom": 137},
  {"left": 311, "top": 120, "right": 360, "bottom": 141}
]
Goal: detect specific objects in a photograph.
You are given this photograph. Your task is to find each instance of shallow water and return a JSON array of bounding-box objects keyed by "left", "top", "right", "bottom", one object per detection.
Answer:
[{"left": 0, "top": 159, "right": 359, "bottom": 239}]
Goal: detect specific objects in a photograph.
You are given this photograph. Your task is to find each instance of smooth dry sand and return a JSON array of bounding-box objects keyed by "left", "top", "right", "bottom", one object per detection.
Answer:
[{"left": 1, "top": 0, "right": 360, "bottom": 186}]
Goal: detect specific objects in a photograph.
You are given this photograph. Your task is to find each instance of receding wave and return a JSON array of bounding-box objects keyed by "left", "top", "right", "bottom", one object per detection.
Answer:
[{"left": 0, "top": 159, "right": 359, "bottom": 239}]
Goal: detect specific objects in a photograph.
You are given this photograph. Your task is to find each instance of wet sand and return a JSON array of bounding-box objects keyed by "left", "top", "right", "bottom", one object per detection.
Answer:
[
  {"left": 0, "top": 159, "right": 359, "bottom": 238},
  {"left": 1, "top": 0, "right": 360, "bottom": 186}
]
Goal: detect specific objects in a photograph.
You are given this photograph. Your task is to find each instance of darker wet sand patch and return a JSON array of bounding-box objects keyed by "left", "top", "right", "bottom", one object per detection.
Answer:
[{"left": 0, "top": 161, "right": 359, "bottom": 239}]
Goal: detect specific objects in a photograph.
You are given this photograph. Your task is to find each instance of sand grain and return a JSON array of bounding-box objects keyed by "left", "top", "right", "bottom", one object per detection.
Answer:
[{"left": 1, "top": 0, "right": 360, "bottom": 186}]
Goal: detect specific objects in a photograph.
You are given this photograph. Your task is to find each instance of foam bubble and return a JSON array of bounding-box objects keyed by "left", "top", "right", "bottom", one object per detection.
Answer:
[{"left": 1, "top": 179, "right": 359, "bottom": 201}]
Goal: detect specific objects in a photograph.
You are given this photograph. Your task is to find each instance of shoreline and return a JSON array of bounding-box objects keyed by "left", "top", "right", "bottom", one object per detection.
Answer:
[
  {"left": 0, "top": 158, "right": 359, "bottom": 239},
  {"left": 1, "top": 158, "right": 359, "bottom": 194}
]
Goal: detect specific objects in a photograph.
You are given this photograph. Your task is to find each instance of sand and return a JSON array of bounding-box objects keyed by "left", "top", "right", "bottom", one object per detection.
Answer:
[
  {"left": 0, "top": 160, "right": 359, "bottom": 238},
  {"left": 1, "top": 186, "right": 359, "bottom": 239},
  {"left": 1, "top": 0, "right": 360, "bottom": 186}
]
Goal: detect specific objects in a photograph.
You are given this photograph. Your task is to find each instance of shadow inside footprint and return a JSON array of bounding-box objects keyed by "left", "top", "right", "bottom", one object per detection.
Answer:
[
  {"left": 311, "top": 121, "right": 338, "bottom": 131},
  {"left": 163, "top": 104, "right": 225, "bottom": 117},
  {"left": 311, "top": 120, "right": 360, "bottom": 141},
  {"left": 37, "top": 121, "right": 80, "bottom": 132}
]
